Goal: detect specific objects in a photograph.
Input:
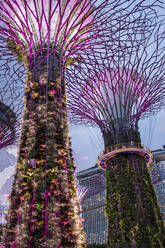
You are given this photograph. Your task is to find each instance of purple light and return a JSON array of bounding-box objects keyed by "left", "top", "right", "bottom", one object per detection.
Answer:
[
  {"left": 1, "top": 0, "right": 93, "bottom": 45},
  {"left": 0, "top": 0, "right": 162, "bottom": 65},
  {"left": 0, "top": 0, "right": 95, "bottom": 64},
  {"left": 80, "top": 68, "right": 145, "bottom": 121},
  {"left": 66, "top": 22, "right": 165, "bottom": 145}
]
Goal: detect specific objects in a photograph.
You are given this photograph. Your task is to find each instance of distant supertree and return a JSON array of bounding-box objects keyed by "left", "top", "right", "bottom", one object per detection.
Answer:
[
  {"left": 66, "top": 22, "right": 165, "bottom": 247},
  {"left": 76, "top": 185, "right": 88, "bottom": 225},
  {"left": 77, "top": 185, "right": 88, "bottom": 205},
  {"left": 0, "top": 0, "right": 163, "bottom": 247},
  {"left": 0, "top": 101, "right": 16, "bottom": 149},
  {"left": 0, "top": 67, "right": 23, "bottom": 149}
]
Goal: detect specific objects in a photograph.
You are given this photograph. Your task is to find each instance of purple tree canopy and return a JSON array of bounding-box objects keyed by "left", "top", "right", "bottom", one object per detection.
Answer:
[
  {"left": 0, "top": 0, "right": 107, "bottom": 66},
  {"left": 66, "top": 22, "right": 165, "bottom": 138},
  {"left": 0, "top": 58, "right": 24, "bottom": 149},
  {"left": 0, "top": 0, "right": 163, "bottom": 66}
]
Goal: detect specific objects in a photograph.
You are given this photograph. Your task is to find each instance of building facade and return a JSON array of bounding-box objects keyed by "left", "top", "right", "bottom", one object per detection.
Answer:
[
  {"left": 149, "top": 149, "right": 165, "bottom": 222},
  {"left": 0, "top": 205, "right": 7, "bottom": 231},
  {"left": 77, "top": 149, "right": 165, "bottom": 244},
  {"left": 77, "top": 166, "right": 107, "bottom": 244}
]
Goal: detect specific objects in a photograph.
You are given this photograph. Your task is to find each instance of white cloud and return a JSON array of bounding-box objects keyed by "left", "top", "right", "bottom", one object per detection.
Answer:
[
  {"left": 6, "top": 145, "right": 19, "bottom": 158},
  {"left": 0, "top": 165, "right": 15, "bottom": 190}
]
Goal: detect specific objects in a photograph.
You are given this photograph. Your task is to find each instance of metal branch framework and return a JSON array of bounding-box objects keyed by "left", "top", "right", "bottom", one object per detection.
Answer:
[
  {"left": 0, "top": 0, "right": 135, "bottom": 247},
  {"left": 0, "top": 101, "right": 17, "bottom": 148},
  {"left": 0, "top": 59, "right": 24, "bottom": 149},
  {"left": 0, "top": 0, "right": 110, "bottom": 65},
  {"left": 0, "top": 0, "right": 163, "bottom": 65},
  {"left": 66, "top": 22, "right": 165, "bottom": 146}
]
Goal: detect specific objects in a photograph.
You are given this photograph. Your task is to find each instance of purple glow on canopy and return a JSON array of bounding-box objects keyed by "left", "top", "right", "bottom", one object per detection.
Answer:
[
  {"left": 66, "top": 22, "right": 165, "bottom": 141},
  {"left": 0, "top": 0, "right": 162, "bottom": 66},
  {"left": 0, "top": 0, "right": 164, "bottom": 246},
  {"left": 83, "top": 68, "right": 145, "bottom": 122},
  {"left": 0, "top": 0, "right": 94, "bottom": 60},
  {"left": 1, "top": 0, "right": 93, "bottom": 44}
]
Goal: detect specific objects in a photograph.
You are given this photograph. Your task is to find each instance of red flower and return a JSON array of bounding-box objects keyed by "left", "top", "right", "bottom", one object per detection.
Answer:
[{"left": 49, "top": 90, "right": 57, "bottom": 94}]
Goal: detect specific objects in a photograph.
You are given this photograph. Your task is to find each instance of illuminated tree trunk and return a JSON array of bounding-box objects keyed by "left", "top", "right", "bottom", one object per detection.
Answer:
[
  {"left": 105, "top": 144, "right": 165, "bottom": 247},
  {"left": 4, "top": 55, "right": 86, "bottom": 248}
]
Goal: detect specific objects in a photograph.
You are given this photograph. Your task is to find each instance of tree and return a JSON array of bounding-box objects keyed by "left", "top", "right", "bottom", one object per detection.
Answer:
[{"left": 66, "top": 19, "right": 165, "bottom": 247}]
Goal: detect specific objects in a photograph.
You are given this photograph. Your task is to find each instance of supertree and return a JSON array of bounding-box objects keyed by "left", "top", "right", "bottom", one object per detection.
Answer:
[
  {"left": 0, "top": 101, "right": 16, "bottom": 149},
  {"left": 0, "top": 0, "right": 163, "bottom": 247},
  {"left": 0, "top": 62, "right": 24, "bottom": 149},
  {"left": 66, "top": 20, "right": 165, "bottom": 247},
  {"left": 77, "top": 185, "right": 88, "bottom": 205},
  {"left": 76, "top": 184, "right": 88, "bottom": 225}
]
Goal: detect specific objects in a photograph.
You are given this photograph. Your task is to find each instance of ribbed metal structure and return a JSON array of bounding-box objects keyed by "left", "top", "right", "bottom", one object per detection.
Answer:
[
  {"left": 77, "top": 166, "right": 107, "bottom": 245},
  {"left": 66, "top": 21, "right": 165, "bottom": 146}
]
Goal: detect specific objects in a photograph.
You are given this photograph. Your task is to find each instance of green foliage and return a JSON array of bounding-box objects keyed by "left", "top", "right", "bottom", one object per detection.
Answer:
[
  {"left": 105, "top": 153, "right": 165, "bottom": 248},
  {"left": 6, "top": 38, "right": 27, "bottom": 64}
]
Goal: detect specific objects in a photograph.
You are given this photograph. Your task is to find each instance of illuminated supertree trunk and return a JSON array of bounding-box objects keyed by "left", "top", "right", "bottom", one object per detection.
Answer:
[
  {"left": 66, "top": 21, "right": 165, "bottom": 247},
  {"left": 2, "top": 58, "right": 86, "bottom": 247},
  {"left": 9, "top": 56, "right": 81, "bottom": 247},
  {"left": 0, "top": 0, "right": 163, "bottom": 247}
]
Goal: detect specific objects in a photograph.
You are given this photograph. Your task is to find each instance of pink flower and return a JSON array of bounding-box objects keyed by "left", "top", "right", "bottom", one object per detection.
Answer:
[
  {"left": 0, "top": 243, "right": 5, "bottom": 248},
  {"left": 47, "top": 191, "right": 51, "bottom": 196},
  {"left": 49, "top": 90, "right": 57, "bottom": 94}
]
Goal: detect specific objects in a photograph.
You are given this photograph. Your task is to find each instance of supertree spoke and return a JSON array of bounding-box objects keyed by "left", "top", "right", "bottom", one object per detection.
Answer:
[{"left": 0, "top": 60, "right": 24, "bottom": 149}]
